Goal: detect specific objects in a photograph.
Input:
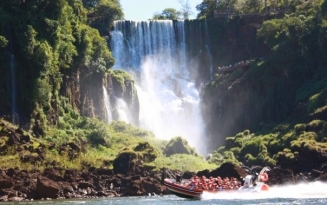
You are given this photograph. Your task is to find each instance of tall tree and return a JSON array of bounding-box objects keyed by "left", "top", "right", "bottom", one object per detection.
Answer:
[
  {"left": 196, "top": 0, "right": 217, "bottom": 19},
  {"left": 84, "top": 0, "right": 123, "bottom": 35},
  {"left": 152, "top": 8, "right": 181, "bottom": 20},
  {"left": 177, "top": 0, "right": 194, "bottom": 19}
]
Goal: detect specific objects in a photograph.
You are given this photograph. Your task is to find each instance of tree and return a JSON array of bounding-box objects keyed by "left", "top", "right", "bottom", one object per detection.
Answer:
[
  {"left": 196, "top": 0, "right": 217, "bottom": 19},
  {"left": 152, "top": 8, "right": 181, "bottom": 20},
  {"left": 177, "top": 0, "right": 194, "bottom": 19},
  {"left": 85, "top": 0, "right": 123, "bottom": 35}
]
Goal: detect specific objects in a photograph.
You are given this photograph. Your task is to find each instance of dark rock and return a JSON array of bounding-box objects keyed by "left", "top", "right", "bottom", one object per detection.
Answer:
[
  {"left": 96, "top": 167, "right": 111, "bottom": 175},
  {"left": 196, "top": 169, "right": 210, "bottom": 178},
  {"left": 7, "top": 132, "right": 21, "bottom": 145},
  {"left": 68, "top": 142, "right": 80, "bottom": 152},
  {"left": 266, "top": 167, "right": 295, "bottom": 185},
  {"left": 20, "top": 134, "right": 30, "bottom": 143},
  {"left": 6, "top": 168, "right": 17, "bottom": 177},
  {"left": 36, "top": 176, "right": 60, "bottom": 199},
  {"left": 43, "top": 168, "right": 64, "bottom": 181},
  {"left": 113, "top": 151, "right": 139, "bottom": 174},
  {"left": 0, "top": 177, "right": 13, "bottom": 189},
  {"left": 78, "top": 182, "right": 94, "bottom": 189},
  {"left": 88, "top": 167, "right": 96, "bottom": 173},
  {"left": 182, "top": 171, "right": 196, "bottom": 179},
  {"left": 207, "top": 162, "right": 247, "bottom": 180}
]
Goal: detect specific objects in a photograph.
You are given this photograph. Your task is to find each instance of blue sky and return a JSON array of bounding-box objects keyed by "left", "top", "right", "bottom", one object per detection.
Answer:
[{"left": 120, "top": 0, "right": 203, "bottom": 20}]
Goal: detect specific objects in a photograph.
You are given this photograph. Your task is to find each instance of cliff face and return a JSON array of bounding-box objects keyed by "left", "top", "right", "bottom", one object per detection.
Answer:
[
  {"left": 190, "top": 16, "right": 270, "bottom": 150},
  {"left": 60, "top": 67, "right": 140, "bottom": 126},
  {"left": 201, "top": 13, "right": 327, "bottom": 151},
  {"left": 0, "top": 1, "right": 138, "bottom": 130}
]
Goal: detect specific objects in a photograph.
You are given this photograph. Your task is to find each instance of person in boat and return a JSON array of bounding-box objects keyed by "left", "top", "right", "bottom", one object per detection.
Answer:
[{"left": 259, "top": 171, "right": 269, "bottom": 182}]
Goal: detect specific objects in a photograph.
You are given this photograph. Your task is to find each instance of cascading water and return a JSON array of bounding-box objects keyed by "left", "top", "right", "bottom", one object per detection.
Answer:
[
  {"left": 10, "top": 54, "right": 19, "bottom": 125},
  {"left": 7, "top": 25, "right": 19, "bottom": 125},
  {"left": 103, "top": 86, "right": 112, "bottom": 123},
  {"left": 110, "top": 20, "right": 207, "bottom": 155},
  {"left": 115, "top": 97, "right": 132, "bottom": 123}
]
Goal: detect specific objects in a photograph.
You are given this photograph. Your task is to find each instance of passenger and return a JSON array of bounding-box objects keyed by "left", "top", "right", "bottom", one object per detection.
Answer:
[{"left": 259, "top": 172, "right": 269, "bottom": 182}]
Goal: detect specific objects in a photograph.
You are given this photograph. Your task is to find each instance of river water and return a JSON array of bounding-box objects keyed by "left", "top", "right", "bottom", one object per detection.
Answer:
[{"left": 4, "top": 182, "right": 327, "bottom": 204}]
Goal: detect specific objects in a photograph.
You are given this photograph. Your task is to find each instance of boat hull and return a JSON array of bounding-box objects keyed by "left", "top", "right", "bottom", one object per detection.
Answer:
[
  {"left": 163, "top": 179, "right": 202, "bottom": 199},
  {"left": 163, "top": 178, "right": 269, "bottom": 199}
]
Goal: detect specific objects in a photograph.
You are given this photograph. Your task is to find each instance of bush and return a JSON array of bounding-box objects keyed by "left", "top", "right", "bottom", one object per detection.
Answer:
[
  {"left": 225, "top": 136, "right": 235, "bottom": 149},
  {"left": 240, "top": 139, "right": 262, "bottom": 157},
  {"left": 294, "top": 123, "right": 306, "bottom": 134},
  {"left": 163, "top": 136, "right": 197, "bottom": 157},
  {"left": 307, "top": 120, "right": 327, "bottom": 133},
  {"left": 133, "top": 141, "right": 158, "bottom": 163}
]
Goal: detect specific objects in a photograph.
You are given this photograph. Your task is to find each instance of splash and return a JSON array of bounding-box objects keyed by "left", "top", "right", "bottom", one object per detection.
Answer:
[{"left": 201, "top": 181, "right": 327, "bottom": 200}]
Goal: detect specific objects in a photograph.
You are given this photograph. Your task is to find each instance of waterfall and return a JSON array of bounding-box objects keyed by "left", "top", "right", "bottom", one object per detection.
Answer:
[
  {"left": 10, "top": 54, "right": 19, "bottom": 125},
  {"left": 7, "top": 25, "right": 19, "bottom": 125},
  {"left": 115, "top": 97, "right": 132, "bottom": 123},
  {"left": 110, "top": 20, "right": 207, "bottom": 155},
  {"left": 103, "top": 86, "right": 112, "bottom": 123},
  {"left": 204, "top": 21, "right": 213, "bottom": 79}
]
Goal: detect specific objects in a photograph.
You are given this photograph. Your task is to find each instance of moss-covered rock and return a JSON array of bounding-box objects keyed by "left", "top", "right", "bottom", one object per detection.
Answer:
[
  {"left": 133, "top": 141, "right": 158, "bottom": 163},
  {"left": 113, "top": 150, "right": 139, "bottom": 174},
  {"left": 163, "top": 136, "right": 197, "bottom": 157}
]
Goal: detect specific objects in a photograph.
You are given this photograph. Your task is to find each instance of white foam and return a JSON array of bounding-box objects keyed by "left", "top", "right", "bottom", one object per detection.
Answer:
[{"left": 201, "top": 181, "right": 327, "bottom": 200}]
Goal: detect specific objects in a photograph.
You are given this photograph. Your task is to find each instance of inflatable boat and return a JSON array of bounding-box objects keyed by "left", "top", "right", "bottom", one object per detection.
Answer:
[{"left": 163, "top": 166, "right": 270, "bottom": 199}]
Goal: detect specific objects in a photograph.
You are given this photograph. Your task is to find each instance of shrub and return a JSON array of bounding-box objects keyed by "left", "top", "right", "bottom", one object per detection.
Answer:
[
  {"left": 225, "top": 136, "right": 235, "bottom": 149},
  {"left": 243, "top": 130, "right": 250, "bottom": 136},
  {"left": 244, "top": 153, "right": 257, "bottom": 166},
  {"left": 230, "top": 147, "right": 241, "bottom": 157},
  {"left": 267, "top": 139, "right": 284, "bottom": 153},
  {"left": 294, "top": 123, "right": 306, "bottom": 134},
  {"left": 240, "top": 139, "right": 262, "bottom": 157},
  {"left": 307, "top": 120, "right": 327, "bottom": 133},
  {"left": 163, "top": 136, "right": 197, "bottom": 157},
  {"left": 299, "top": 132, "right": 317, "bottom": 140},
  {"left": 133, "top": 141, "right": 158, "bottom": 163}
]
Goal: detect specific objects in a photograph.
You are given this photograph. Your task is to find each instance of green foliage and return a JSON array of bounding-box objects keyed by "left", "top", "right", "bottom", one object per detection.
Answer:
[
  {"left": 243, "top": 129, "right": 250, "bottom": 136},
  {"left": 196, "top": 0, "right": 217, "bottom": 19},
  {"left": 33, "top": 77, "right": 52, "bottom": 108},
  {"left": 294, "top": 123, "right": 306, "bottom": 134},
  {"left": 154, "top": 154, "right": 216, "bottom": 172},
  {"left": 306, "top": 119, "right": 327, "bottom": 133},
  {"left": 0, "top": 36, "right": 8, "bottom": 47},
  {"left": 240, "top": 138, "right": 262, "bottom": 157},
  {"left": 225, "top": 136, "right": 236, "bottom": 149},
  {"left": 152, "top": 8, "right": 182, "bottom": 20},
  {"left": 307, "top": 89, "right": 327, "bottom": 113},
  {"left": 133, "top": 141, "right": 158, "bottom": 163},
  {"left": 163, "top": 136, "right": 198, "bottom": 157},
  {"left": 85, "top": 0, "right": 123, "bottom": 35}
]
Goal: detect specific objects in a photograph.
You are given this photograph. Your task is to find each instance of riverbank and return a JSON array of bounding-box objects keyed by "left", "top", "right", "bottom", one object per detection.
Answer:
[{"left": 1, "top": 162, "right": 327, "bottom": 202}]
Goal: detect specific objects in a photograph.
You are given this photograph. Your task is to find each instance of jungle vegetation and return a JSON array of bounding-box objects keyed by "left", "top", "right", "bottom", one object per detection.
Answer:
[
  {"left": 203, "top": 0, "right": 327, "bottom": 170},
  {"left": 0, "top": 0, "right": 326, "bottom": 173}
]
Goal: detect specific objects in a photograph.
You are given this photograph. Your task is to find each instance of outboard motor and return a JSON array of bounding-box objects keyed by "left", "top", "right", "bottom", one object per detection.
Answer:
[
  {"left": 176, "top": 174, "right": 182, "bottom": 183},
  {"left": 161, "top": 168, "right": 167, "bottom": 184}
]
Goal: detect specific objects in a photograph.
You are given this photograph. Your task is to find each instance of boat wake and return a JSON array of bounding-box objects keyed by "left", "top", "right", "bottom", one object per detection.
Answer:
[{"left": 201, "top": 181, "right": 327, "bottom": 200}]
